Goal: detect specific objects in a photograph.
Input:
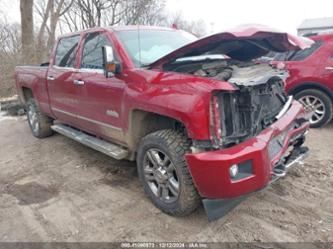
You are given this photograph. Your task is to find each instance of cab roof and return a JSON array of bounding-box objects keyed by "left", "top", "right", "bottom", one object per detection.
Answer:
[{"left": 58, "top": 25, "right": 178, "bottom": 38}]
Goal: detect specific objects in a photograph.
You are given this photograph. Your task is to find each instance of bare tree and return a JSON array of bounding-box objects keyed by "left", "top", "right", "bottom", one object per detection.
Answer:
[
  {"left": 0, "top": 0, "right": 207, "bottom": 98},
  {"left": 47, "top": 0, "right": 73, "bottom": 52},
  {"left": 34, "top": 0, "right": 73, "bottom": 60},
  {"left": 120, "top": 0, "right": 166, "bottom": 25},
  {"left": 0, "top": 21, "right": 21, "bottom": 97},
  {"left": 167, "top": 12, "right": 207, "bottom": 37},
  {"left": 20, "top": 0, "right": 34, "bottom": 64},
  {"left": 60, "top": 0, "right": 113, "bottom": 30},
  {"left": 34, "top": 0, "right": 52, "bottom": 60},
  {"left": 60, "top": 0, "right": 166, "bottom": 31},
  {"left": 0, "top": 23, "right": 21, "bottom": 55}
]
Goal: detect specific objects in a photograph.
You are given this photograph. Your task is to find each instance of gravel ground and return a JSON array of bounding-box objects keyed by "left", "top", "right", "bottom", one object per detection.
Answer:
[{"left": 0, "top": 112, "right": 332, "bottom": 242}]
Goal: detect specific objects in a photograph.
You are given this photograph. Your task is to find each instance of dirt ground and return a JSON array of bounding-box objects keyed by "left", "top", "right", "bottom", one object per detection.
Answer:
[{"left": 0, "top": 111, "right": 332, "bottom": 242}]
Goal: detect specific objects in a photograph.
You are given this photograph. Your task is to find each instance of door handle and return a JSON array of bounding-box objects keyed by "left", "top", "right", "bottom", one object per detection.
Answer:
[
  {"left": 325, "top": 66, "right": 333, "bottom": 70},
  {"left": 47, "top": 76, "right": 55, "bottom": 81},
  {"left": 73, "top": 79, "right": 85, "bottom": 85}
]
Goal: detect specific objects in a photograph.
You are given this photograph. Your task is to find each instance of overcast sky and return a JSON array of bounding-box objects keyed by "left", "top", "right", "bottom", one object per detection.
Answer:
[
  {"left": 166, "top": 0, "right": 333, "bottom": 34},
  {"left": 1, "top": 0, "right": 333, "bottom": 34}
]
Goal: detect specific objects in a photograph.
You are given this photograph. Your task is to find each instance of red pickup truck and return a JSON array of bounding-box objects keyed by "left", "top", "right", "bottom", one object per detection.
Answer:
[{"left": 15, "top": 25, "right": 310, "bottom": 220}]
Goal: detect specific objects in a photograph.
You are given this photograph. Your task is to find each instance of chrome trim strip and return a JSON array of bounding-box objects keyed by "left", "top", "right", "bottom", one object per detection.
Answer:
[
  {"left": 78, "top": 68, "right": 104, "bottom": 74},
  {"left": 52, "top": 66, "right": 104, "bottom": 74},
  {"left": 52, "top": 65, "right": 76, "bottom": 71},
  {"left": 275, "top": 96, "right": 293, "bottom": 120},
  {"left": 51, "top": 107, "right": 122, "bottom": 131}
]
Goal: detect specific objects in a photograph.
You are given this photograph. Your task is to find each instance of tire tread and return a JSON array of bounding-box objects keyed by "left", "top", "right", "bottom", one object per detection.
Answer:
[{"left": 137, "top": 129, "right": 200, "bottom": 216}]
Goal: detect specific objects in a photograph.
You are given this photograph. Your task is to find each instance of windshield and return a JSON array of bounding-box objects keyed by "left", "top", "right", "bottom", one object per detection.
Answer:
[{"left": 116, "top": 29, "right": 197, "bottom": 67}]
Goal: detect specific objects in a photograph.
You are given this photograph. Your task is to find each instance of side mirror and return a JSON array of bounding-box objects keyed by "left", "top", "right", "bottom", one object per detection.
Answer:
[{"left": 102, "top": 46, "right": 121, "bottom": 77}]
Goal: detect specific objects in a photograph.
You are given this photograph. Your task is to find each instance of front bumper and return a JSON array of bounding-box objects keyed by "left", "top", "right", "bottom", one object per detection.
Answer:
[
  {"left": 185, "top": 100, "right": 310, "bottom": 200},
  {"left": 201, "top": 145, "right": 308, "bottom": 221}
]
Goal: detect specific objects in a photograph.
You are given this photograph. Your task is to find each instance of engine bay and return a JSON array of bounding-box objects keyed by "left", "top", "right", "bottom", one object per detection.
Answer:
[
  {"left": 164, "top": 56, "right": 290, "bottom": 148},
  {"left": 164, "top": 56, "right": 288, "bottom": 87}
]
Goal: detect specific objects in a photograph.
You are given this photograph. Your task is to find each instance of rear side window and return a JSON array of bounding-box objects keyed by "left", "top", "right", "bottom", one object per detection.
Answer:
[
  {"left": 55, "top": 35, "right": 80, "bottom": 67},
  {"left": 81, "top": 32, "right": 113, "bottom": 69},
  {"left": 288, "top": 41, "right": 322, "bottom": 61}
]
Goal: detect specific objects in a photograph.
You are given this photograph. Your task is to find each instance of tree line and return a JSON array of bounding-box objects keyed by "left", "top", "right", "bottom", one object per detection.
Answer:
[
  {"left": 21, "top": 0, "right": 207, "bottom": 63},
  {"left": 0, "top": 0, "right": 206, "bottom": 97}
]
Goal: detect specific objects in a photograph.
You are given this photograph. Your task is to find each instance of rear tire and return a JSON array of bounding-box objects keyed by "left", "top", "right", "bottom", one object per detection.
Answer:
[
  {"left": 295, "top": 89, "right": 333, "bottom": 128},
  {"left": 137, "top": 129, "right": 200, "bottom": 216},
  {"left": 26, "top": 98, "right": 54, "bottom": 138}
]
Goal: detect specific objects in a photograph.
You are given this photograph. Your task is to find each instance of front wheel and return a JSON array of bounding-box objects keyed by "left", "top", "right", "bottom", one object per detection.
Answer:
[
  {"left": 137, "top": 130, "right": 200, "bottom": 216},
  {"left": 295, "top": 89, "right": 333, "bottom": 128}
]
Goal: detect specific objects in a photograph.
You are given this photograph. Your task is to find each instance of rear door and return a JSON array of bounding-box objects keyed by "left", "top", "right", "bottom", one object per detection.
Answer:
[
  {"left": 318, "top": 42, "right": 333, "bottom": 92},
  {"left": 73, "top": 31, "right": 125, "bottom": 143},
  {"left": 47, "top": 35, "right": 81, "bottom": 126}
]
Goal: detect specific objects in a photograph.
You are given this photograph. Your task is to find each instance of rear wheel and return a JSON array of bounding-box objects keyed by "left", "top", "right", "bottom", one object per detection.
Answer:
[
  {"left": 137, "top": 129, "right": 200, "bottom": 216},
  {"left": 295, "top": 89, "right": 333, "bottom": 128},
  {"left": 26, "top": 98, "right": 54, "bottom": 138}
]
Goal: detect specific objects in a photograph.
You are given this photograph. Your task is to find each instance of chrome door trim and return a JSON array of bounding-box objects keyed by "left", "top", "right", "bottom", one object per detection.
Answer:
[
  {"left": 78, "top": 68, "right": 104, "bottom": 74},
  {"left": 52, "top": 65, "right": 77, "bottom": 71},
  {"left": 51, "top": 107, "right": 123, "bottom": 131}
]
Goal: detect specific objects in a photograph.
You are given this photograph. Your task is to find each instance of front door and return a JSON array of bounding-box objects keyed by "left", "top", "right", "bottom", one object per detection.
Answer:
[
  {"left": 73, "top": 32, "right": 125, "bottom": 143},
  {"left": 320, "top": 50, "right": 333, "bottom": 91}
]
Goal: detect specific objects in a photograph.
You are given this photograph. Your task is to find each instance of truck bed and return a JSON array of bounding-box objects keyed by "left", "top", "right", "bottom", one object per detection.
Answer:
[{"left": 15, "top": 66, "right": 50, "bottom": 115}]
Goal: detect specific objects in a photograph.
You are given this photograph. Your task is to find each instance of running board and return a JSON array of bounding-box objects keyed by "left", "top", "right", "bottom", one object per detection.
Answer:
[{"left": 51, "top": 124, "right": 128, "bottom": 160}]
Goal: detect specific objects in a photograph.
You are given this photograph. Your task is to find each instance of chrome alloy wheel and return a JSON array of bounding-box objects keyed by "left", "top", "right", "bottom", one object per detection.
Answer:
[
  {"left": 143, "top": 149, "right": 180, "bottom": 203},
  {"left": 27, "top": 106, "right": 39, "bottom": 133},
  {"left": 298, "top": 95, "right": 326, "bottom": 125}
]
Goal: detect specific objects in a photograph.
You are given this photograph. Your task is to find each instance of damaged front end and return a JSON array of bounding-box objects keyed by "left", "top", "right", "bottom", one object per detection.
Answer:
[
  {"left": 212, "top": 65, "right": 289, "bottom": 148},
  {"left": 175, "top": 57, "right": 310, "bottom": 221},
  {"left": 151, "top": 25, "right": 312, "bottom": 221},
  {"left": 165, "top": 58, "right": 290, "bottom": 149},
  {"left": 150, "top": 25, "right": 312, "bottom": 150}
]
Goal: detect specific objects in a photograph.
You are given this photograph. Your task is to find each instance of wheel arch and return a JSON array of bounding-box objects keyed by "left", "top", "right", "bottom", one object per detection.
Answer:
[
  {"left": 21, "top": 87, "right": 34, "bottom": 106},
  {"left": 126, "top": 109, "right": 189, "bottom": 159},
  {"left": 288, "top": 82, "right": 333, "bottom": 101}
]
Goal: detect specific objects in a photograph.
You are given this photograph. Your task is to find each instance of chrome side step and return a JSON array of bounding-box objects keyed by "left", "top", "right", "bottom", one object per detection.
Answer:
[{"left": 51, "top": 124, "right": 128, "bottom": 160}]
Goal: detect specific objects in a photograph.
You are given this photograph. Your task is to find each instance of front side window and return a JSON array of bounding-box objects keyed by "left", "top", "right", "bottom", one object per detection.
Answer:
[
  {"left": 81, "top": 32, "right": 113, "bottom": 69},
  {"left": 55, "top": 35, "right": 80, "bottom": 67}
]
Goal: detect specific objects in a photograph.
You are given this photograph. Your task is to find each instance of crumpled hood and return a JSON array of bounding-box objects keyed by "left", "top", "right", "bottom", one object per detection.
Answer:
[{"left": 149, "top": 24, "right": 313, "bottom": 68}]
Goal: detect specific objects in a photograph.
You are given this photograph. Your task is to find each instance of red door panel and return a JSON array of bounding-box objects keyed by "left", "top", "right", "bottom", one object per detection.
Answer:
[
  {"left": 47, "top": 67, "right": 80, "bottom": 126},
  {"left": 74, "top": 70, "right": 125, "bottom": 142},
  {"left": 69, "top": 31, "right": 126, "bottom": 143}
]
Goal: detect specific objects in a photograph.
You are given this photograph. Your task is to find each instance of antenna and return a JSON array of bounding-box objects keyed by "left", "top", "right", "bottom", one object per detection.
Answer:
[{"left": 137, "top": 25, "right": 142, "bottom": 67}]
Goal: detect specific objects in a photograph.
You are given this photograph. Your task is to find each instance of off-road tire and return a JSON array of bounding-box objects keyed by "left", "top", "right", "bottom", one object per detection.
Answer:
[
  {"left": 295, "top": 89, "right": 333, "bottom": 128},
  {"left": 137, "top": 129, "right": 200, "bottom": 216},
  {"left": 26, "top": 98, "right": 54, "bottom": 138}
]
